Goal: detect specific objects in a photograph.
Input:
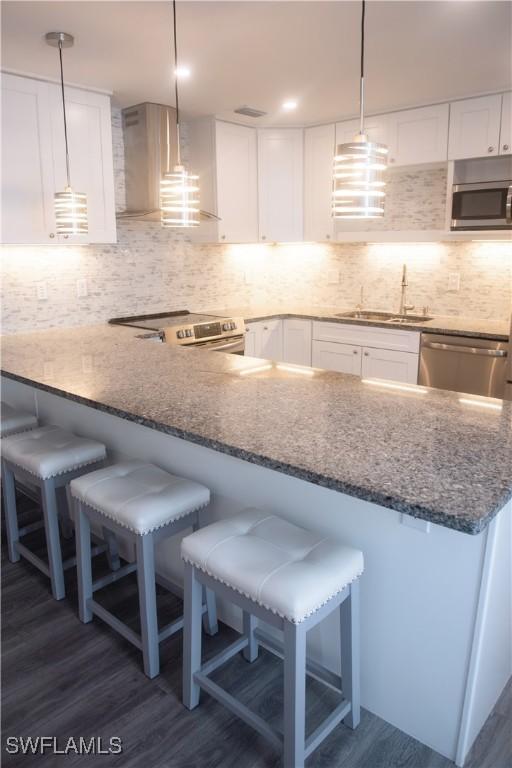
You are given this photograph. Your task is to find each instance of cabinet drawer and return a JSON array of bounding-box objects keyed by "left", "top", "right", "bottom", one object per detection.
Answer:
[
  {"left": 312, "top": 321, "right": 420, "bottom": 354},
  {"left": 361, "top": 347, "right": 419, "bottom": 384}
]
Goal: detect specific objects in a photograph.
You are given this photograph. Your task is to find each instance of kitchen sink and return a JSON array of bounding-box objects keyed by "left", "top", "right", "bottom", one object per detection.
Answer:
[{"left": 336, "top": 310, "right": 433, "bottom": 323}]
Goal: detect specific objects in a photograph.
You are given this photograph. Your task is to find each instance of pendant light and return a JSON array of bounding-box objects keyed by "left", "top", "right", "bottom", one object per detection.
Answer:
[
  {"left": 332, "top": 0, "right": 388, "bottom": 219},
  {"left": 160, "top": 0, "right": 200, "bottom": 228},
  {"left": 46, "top": 32, "right": 88, "bottom": 235}
]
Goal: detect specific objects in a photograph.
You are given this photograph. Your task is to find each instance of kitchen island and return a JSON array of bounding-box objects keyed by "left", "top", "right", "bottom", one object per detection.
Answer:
[{"left": 1, "top": 322, "right": 511, "bottom": 765}]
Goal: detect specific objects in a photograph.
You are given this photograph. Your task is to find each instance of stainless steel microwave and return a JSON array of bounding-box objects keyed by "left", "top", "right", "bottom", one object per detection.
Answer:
[{"left": 451, "top": 180, "right": 512, "bottom": 230}]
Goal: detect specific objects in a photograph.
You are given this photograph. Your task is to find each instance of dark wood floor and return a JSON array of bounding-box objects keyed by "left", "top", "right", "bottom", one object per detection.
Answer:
[{"left": 2, "top": 499, "right": 511, "bottom": 768}]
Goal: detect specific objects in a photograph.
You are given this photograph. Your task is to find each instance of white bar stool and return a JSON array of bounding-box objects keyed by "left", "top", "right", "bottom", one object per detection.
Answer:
[
  {"left": 181, "top": 508, "right": 364, "bottom": 768},
  {"left": 2, "top": 425, "right": 107, "bottom": 599},
  {"left": 70, "top": 460, "right": 218, "bottom": 679},
  {"left": 0, "top": 402, "right": 38, "bottom": 438}
]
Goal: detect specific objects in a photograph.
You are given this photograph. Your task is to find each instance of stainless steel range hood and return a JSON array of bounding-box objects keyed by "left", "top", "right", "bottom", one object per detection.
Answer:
[{"left": 117, "top": 102, "right": 218, "bottom": 222}]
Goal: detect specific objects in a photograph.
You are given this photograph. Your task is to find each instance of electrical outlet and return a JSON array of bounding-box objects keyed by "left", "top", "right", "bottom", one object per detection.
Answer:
[
  {"left": 327, "top": 269, "right": 339, "bottom": 285},
  {"left": 447, "top": 272, "right": 460, "bottom": 292},
  {"left": 36, "top": 282, "right": 47, "bottom": 301},
  {"left": 76, "top": 279, "right": 88, "bottom": 298}
]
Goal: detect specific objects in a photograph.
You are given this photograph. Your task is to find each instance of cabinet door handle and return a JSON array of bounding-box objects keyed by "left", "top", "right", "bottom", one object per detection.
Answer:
[
  {"left": 364, "top": 351, "right": 369, "bottom": 357},
  {"left": 353, "top": 349, "right": 358, "bottom": 354},
  {"left": 488, "top": 146, "right": 494, "bottom": 153},
  {"left": 261, "top": 235, "right": 266, "bottom": 241},
  {"left": 504, "top": 144, "right": 510, "bottom": 151},
  {"left": 221, "top": 235, "right": 226, "bottom": 240},
  {"left": 49, "top": 233, "right": 55, "bottom": 238}
]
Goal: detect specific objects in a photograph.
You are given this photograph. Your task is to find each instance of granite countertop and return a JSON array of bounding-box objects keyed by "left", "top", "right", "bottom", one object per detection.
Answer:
[
  {"left": 210, "top": 305, "right": 511, "bottom": 340},
  {"left": 2, "top": 323, "right": 511, "bottom": 535}
]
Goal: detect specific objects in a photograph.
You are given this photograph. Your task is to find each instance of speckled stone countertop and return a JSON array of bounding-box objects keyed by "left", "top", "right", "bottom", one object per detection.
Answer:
[
  {"left": 1, "top": 323, "right": 511, "bottom": 534},
  {"left": 211, "top": 305, "right": 510, "bottom": 340}
]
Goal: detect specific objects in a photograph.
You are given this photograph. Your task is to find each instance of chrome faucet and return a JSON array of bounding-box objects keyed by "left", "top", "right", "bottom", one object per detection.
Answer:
[{"left": 399, "top": 264, "right": 415, "bottom": 316}]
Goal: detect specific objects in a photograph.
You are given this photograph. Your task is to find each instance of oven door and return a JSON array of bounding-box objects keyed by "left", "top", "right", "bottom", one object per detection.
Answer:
[
  {"left": 451, "top": 181, "right": 512, "bottom": 230},
  {"left": 194, "top": 335, "right": 246, "bottom": 355}
]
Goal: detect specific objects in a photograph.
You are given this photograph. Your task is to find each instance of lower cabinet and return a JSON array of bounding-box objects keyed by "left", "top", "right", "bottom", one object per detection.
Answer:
[
  {"left": 360, "top": 347, "right": 419, "bottom": 384},
  {"left": 244, "top": 319, "right": 283, "bottom": 360},
  {"left": 245, "top": 318, "right": 419, "bottom": 384},
  {"left": 312, "top": 341, "right": 361, "bottom": 375},
  {"left": 282, "top": 319, "right": 312, "bottom": 366}
]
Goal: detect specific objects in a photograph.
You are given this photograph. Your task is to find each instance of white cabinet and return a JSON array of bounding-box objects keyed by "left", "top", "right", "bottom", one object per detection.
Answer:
[
  {"left": 336, "top": 114, "right": 389, "bottom": 148},
  {"left": 361, "top": 347, "right": 419, "bottom": 384},
  {"left": 282, "top": 319, "right": 312, "bottom": 366},
  {"left": 1, "top": 72, "right": 116, "bottom": 244},
  {"left": 387, "top": 104, "right": 449, "bottom": 166},
  {"left": 304, "top": 124, "right": 335, "bottom": 242},
  {"left": 258, "top": 129, "right": 303, "bottom": 243},
  {"left": 312, "top": 322, "right": 419, "bottom": 383},
  {"left": 312, "top": 341, "right": 361, "bottom": 375},
  {"left": 187, "top": 118, "right": 258, "bottom": 243},
  {"left": 244, "top": 319, "right": 283, "bottom": 361},
  {"left": 448, "top": 95, "right": 503, "bottom": 160},
  {"left": 499, "top": 92, "right": 512, "bottom": 155}
]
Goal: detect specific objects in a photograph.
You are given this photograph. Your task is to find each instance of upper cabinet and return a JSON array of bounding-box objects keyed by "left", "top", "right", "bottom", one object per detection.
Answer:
[
  {"left": 448, "top": 94, "right": 503, "bottom": 160},
  {"left": 187, "top": 118, "right": 258, "bottom": 243},
  {"left": 386, "top": 104, "right": 449, "bottom": 166},
  {"left": 336, "top": 104, "right": 449, "bottom": 167},
  {"left": 336, "top": 114, "right": 389, "bottom": 148},
  {"left": 1, "top": 73, "right": 116, "bottom": 245},
  {"left": 499, "top": 92, "right": 511, "bottom": 155},
  {"left": 304, "top": 124, "right": 335, "bottom": 242},
  {"left": 258, "top": 128, "right": 303, "bottom": 243}
]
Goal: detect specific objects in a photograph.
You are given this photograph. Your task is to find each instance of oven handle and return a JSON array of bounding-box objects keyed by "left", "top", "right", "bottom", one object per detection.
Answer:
[
  {"left": 506, "top": 184, "right": 512, "bottom": 224},
  {"left": 422, "top": 341, "right": 507, "bottom": 357},
  {"left": 196, "top": 336, "right": 245, "bottom": 352}
]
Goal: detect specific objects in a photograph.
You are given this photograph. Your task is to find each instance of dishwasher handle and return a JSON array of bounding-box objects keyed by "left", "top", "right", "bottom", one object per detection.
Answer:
[{"left": 422, "top": 340, "right": 507, "bottom": 357}]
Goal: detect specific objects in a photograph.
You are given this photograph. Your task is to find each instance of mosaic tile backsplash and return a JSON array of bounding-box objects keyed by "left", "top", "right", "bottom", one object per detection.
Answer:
[{"left": 1, "top": 109, "right": 510, "bottom": 334}]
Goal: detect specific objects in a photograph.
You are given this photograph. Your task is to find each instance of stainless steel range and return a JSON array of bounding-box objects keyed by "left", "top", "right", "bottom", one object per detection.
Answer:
[{"left": 109, "top": 311, "right": 246, "bottom": 354}]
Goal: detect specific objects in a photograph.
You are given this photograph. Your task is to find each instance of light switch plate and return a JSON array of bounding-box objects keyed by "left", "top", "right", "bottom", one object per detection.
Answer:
[
  {"left": 36, "top": 282, "right": 47, "bottom": 301},
  {"left": 447, "top": 272, "right": 460, "bottom": 292},
  {"left": 76, "top": 279, "right": 88, "bottom": 298}
]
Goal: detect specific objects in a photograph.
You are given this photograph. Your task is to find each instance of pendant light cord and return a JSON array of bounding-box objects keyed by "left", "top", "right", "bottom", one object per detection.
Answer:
[
  {"left": 172, "top": 0, "right": 181, "bottom": 165},
  {"left": 359, "top": 0, "right": 366, "bottom": 136},
  {"left": 58, "top": 39, "right": 71, "bottom": 188}
]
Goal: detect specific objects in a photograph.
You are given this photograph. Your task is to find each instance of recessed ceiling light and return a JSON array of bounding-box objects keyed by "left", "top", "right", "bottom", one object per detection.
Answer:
[
  {"left": 282, "top": 99, "right": 298, "bottom": 111},
  {"left": 176, "top": 66, "right": 191, "bottom": 79}
]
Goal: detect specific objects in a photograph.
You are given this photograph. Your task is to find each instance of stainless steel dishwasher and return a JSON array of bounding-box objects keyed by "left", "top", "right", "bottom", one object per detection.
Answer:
[{"left": 418, "top": 333, "right": 508, "bottom": 398}]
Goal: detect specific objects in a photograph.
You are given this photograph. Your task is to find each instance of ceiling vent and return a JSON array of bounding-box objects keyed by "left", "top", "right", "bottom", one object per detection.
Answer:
[{"left": 234, "top": 106, "right": 267, "bottom": 118}]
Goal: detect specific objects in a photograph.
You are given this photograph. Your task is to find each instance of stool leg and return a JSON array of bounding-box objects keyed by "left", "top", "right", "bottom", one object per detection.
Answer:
[
  {"left": 242, "top": 611, "right": 258, "bottom": 662},
  {"left": 75, "top": 500, "right": 93, "bottom": 623},
  {"left": 136, "top": 534, "right": 159, "bottom": 679},
  {"left": 41, "top": 478, "right": 65, "bottom": 600},
  {"left": 283, "top": 620, "right": 306, "bottom": 768},
  {"left": 102, "top": 526, "right": 121, "bottom": 571},
  {"left": 57, "top": 485, "right": 74, "bottom": 540},
  {"left": 183, "top": 562, "right": 203, "bottom": 710},
  {"left": 2, "top": 461, "right": 20, "bottom": 563},
  {"left": 202, "top": 587, "right": 218, "bottom": 636},
  {"left": 340, "top": 580, "right": 360, "bottom": 729}
]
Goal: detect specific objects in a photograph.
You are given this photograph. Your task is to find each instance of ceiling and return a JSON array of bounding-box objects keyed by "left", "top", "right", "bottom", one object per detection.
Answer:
[{"left": 1, "top": 1, "right": 511, "bottom": 126}]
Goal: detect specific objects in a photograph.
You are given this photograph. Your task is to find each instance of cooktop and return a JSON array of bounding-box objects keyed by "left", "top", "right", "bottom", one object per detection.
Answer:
[{"left": 108, "top": 311, "right": 224, "bottom": 331}]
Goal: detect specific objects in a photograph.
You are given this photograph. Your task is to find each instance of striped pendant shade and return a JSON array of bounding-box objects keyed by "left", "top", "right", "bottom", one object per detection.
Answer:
[
  {"left": 332, "top": 136, "right": 388, "bottom": 219},
  {"left": 160, "top": 165, "right": 200, "bottom": 228},
  {"left": 54, "top": 187, "right": 88, "bottom": 234}
]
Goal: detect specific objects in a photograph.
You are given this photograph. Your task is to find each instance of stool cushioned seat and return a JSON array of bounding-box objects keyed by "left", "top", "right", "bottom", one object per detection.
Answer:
[
  {"left": 1, "top": 425, "right": 106, "bottom": 479},
  {"left": 70, "top": 460, "right": 210, "bottom": 535},
  {"left": 181, "top": 508, "right": 364, "bottom": 624},
  {"left": 1, "top": 403, "right": 38, "bottom": 438}
]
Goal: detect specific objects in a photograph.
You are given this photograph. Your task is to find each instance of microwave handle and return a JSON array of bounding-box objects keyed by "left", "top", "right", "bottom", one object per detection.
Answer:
[{"left": 507, "top": 184, "right": 512, "bottom": 224}]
